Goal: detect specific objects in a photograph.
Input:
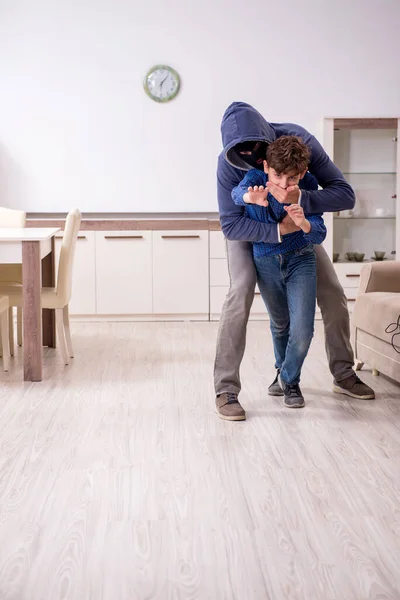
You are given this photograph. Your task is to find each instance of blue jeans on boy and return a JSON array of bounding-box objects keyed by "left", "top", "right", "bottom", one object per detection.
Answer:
[{"left": 254, "top": 245, "right": 317, "bottom": 385}]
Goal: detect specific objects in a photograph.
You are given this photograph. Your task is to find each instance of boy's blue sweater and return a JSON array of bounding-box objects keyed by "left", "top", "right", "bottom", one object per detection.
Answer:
[{"left": 232, "top": 169, "right": 327, "bottom": 258}]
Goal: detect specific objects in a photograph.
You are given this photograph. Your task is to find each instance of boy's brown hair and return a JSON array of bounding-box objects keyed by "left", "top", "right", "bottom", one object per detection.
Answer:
[{"left": 266, "top": 135, "right": 311, "bottom": 175}]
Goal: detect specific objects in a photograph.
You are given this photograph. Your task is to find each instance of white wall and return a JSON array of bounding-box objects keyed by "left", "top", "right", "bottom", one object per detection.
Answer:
[{"left": 0, "top": 0, "right": 399, "bottom": 213}]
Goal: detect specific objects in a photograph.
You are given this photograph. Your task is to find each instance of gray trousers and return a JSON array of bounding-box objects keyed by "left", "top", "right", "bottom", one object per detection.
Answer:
[{"left": 214, "top": 240, "right": 354, "bottom": 395}]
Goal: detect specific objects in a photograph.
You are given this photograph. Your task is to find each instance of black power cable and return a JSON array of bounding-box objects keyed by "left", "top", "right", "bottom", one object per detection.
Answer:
[{"left": 385, "top": 315, "right": 400, "bottom": 354}]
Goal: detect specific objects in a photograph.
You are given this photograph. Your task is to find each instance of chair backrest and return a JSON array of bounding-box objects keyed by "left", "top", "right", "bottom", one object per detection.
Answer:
[
  {"left": 0, "top": 207, "right": 26, "bottom": 227},
  {"left": 56, "top": 209, "right": 82, "bottom": 305},
  {"left": 0, "top": 207, "right": 27, "bottom": 282}
]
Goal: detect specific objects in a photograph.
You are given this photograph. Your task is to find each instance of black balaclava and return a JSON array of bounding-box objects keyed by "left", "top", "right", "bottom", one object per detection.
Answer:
[{"left": 233, "top": 141, "right": 268, "bottom": 169}]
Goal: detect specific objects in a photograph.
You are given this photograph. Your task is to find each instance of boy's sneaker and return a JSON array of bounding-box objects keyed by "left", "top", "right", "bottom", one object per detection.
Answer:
[
  {"left": 215, "top": 393, "right": 246, "bottom": 421},
  {"left": 268, "top": 369, "right": 284, "bottom": 396},
  {"left": 279, "top": 376, "right": 305, "bottom": 408}
]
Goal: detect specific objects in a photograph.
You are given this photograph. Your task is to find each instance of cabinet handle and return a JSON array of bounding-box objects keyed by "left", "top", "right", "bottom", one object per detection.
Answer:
[
  {"left": 392, "top": 194, "right": 397, "bottom": 199},
  {"left": 347, "top": 298, "right": 356, "bottom": 302},
  {"left": 346, "top": 274, "right": 360, "bottom": 278},
  {"left": 55, "top": 235, "right": 86, "bottom": 240},
  {"left": 161, "top": 235, "right": 201, "bottom": 239},
  {"left": 254, "top": 291, "right": 261, "bottom": 295},
  {"left": 104, "top": 235, "right": 144, "bottom": 240}
]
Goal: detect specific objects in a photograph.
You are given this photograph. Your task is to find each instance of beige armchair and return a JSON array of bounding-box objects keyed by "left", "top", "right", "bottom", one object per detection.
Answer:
[{"left": 353, "top": 261, "right": 400, "bottom": 382}]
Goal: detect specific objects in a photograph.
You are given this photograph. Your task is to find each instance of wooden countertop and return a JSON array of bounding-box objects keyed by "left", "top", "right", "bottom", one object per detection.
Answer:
[{"left": 27, "top": 218, "right": 222, "bottom": 231}]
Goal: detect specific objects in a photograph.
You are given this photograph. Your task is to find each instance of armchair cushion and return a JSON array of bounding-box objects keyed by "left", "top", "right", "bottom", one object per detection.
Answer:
[{"left": 353, "top": 292, "right": 400, "bottom": 350}]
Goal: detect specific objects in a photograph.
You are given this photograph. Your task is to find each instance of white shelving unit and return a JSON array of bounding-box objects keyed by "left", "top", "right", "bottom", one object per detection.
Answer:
[{"left": 323, "top": 117, "right": 400, "bottom": 308}]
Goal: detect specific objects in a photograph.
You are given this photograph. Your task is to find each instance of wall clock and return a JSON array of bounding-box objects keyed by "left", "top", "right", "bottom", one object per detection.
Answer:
[{"left": 144, "top": 65, "right": 180, "bottom": 103}]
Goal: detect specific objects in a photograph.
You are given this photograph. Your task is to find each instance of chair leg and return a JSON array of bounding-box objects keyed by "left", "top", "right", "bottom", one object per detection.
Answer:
[
  {"left": 8, "top": 307, "right": 14, "bottom": 357},
  {"left": 372, "top": 369, "right": 380, "bottom": 376},
  {"left": 55, "top": 308, "right": 69, "bottom": 366},
  {"left": 63, "top": 305, "right": 74, "bottom": 358},
  {"left": 1, "top": 310, "right": 10, "bottom": 371},
  {"left": 17, "top": 307, "right": 23, "bottom": 346},
  {"left": 355, "top": 360, "right": 364, "bottom": 371}
]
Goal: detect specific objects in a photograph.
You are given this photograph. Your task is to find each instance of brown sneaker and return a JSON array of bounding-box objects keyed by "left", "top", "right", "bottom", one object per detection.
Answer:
[
  {"left": 333, "top": 373, "right": 375, "bottom": 400},
  {"left": 215, "top": 393, "right": 246, "bottom": 421}
]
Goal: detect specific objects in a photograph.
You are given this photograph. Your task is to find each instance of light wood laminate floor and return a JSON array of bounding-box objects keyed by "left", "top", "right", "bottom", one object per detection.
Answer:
[{"left": 0, "top": 321, "right": 399, "bottom": 600}]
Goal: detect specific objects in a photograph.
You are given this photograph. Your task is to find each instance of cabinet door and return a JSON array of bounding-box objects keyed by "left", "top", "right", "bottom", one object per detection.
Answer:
[
  {"left": 55, "top": 231, "right": 96, "bottom": 315},
  {"left": 209, "top": 231, "right": 226, "bottom": 258},
  {"left": 334, "top": 263, "right": 362, "bottom": 289},
  {"left": 95, "top": 231, "right": 152, "bottom": 314},
  {"left": 153, "top": 230, "right": 209, "bottom": 315}
]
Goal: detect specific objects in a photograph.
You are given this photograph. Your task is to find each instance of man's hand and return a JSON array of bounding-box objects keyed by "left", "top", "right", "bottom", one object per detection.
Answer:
[
  {"left": 266, "top": 182, "right": 300, "bottom": 204},
  {"left": 284, "top": 204, "right": 311, "bottom": 233},
  {"left": 243, "top": 186, "right": 269, "bottom": 207},
  {"left": 279, "top": 214, "right": 301, "bottom": 236}
]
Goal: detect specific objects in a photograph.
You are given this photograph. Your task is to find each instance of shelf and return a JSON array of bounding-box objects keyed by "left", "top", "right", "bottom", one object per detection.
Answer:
[
  {"left": 334, "top": 216, "right": 395, "bottom": 220},
  {"left": 333, "top": 259, "right": 395, "bottom": 264},
  {"left": 333, "top": 118, "right": 398, "bottom": 130},
  {"left": 343, "top": 172, "right": 396, "bottom": 176}
]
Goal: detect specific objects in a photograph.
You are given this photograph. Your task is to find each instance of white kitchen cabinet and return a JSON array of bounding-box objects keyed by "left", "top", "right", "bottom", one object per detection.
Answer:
[
  {"left": 333, "top": 262, "right": 362, "bottom": 312},
  {"left": 95, "top": 231, "right": 153, "bottom": 315},
  {"left": 334, "top": 262, "right": 362, "bottom": 289},
  {"left": 55, "top": 230, "right": 96, "bottom": 315},
  {"left": 153, "top": 230, "right": 209, "bottom": 317},
  {"left": 50, "top": 222, "right": 333, "bottom": 321}
]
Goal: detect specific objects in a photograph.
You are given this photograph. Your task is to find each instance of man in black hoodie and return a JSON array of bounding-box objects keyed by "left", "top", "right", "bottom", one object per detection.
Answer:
[{"left": 215, "top": 102, "right": 375, "bottom": 421}]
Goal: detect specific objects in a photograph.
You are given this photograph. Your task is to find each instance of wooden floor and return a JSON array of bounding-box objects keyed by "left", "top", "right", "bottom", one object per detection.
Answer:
[{"left": 0, "top": 321, "right": 399, "bottom": 600}]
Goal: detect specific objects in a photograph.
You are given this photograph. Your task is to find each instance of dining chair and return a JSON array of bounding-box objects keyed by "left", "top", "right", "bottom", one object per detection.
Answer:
[{"left": 0, "top": 209, "right": 81, "bottom": 365}]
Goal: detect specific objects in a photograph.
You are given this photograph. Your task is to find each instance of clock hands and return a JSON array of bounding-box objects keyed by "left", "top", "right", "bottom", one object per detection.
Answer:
[{"left": 159, "top": 74, "right": 169, "bottom": 95}]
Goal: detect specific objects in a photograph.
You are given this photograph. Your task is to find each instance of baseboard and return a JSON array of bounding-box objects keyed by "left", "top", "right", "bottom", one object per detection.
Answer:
[
  {"left": 68, "top": 313, "right": 210, "bottom": 323},
  {"left": 210, "top": 314, "right": 323, "bottom": 322}
]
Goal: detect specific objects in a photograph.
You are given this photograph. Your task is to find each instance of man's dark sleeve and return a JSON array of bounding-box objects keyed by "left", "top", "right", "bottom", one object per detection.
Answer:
[
  {"left": 217, "top": 156, "right": 280, "bottom": 243},
  {"left": 300, "top": 135, "right": 355, "bottom": 214}
]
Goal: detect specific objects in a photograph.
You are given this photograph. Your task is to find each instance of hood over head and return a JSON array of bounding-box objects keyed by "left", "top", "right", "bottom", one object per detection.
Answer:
[{"left": 221, "top": 102, "right": 276, "bottom": 170}]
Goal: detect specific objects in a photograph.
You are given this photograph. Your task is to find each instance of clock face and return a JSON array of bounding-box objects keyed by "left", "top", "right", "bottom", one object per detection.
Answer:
[{"left": 144, "top": 65, "right": 180, "bottom": 103}]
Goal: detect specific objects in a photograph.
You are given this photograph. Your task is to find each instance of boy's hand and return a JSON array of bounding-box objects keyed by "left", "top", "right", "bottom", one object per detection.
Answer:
[
  {"left": 284, "top": 204, "right": 311, "bottom": 233},
  {"left": 266, "top": 182, "right": 300, "bottom": 204},
  {"left": 279, "top": 214, "right": 301, "bottom": 235},
  {"left": 243, "top": 186, "right": 269, "bottom": 207}
]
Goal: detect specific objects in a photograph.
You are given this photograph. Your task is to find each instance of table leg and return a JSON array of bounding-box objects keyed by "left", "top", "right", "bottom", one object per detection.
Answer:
[
  {"left": 42, "top": 236, "right": 56, "bottom": 348},
  {"left": 22, "top": 240, "right": 42, "bottom": 382}
]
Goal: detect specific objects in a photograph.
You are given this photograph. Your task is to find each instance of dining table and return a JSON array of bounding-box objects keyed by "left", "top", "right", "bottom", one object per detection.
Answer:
[{"left": 0, "top": 227, "right": 60, "bottom": 381}]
